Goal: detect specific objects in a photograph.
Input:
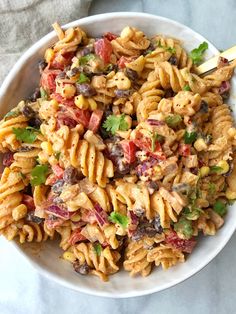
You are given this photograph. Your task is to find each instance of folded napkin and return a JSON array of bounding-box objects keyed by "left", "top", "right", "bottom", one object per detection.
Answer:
[{"left": 0, "top": 0, "right": 92, "bottom": 85}]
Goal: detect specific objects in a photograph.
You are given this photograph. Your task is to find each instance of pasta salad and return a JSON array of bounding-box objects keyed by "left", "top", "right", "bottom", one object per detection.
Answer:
[{"left": 0, "top": 23, "right": 236, "bottom": 281}]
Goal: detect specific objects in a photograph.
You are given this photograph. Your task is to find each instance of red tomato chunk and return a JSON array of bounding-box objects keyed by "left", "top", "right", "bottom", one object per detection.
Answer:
[
  {"left": 120, "top": 140, "right": 136, "bottom": 164},
  {"left": 88, "top": 110, "right": 103, "bottom": 133},
  {"left": 94, "top": 38, "right": 113, "bottom": 63}
]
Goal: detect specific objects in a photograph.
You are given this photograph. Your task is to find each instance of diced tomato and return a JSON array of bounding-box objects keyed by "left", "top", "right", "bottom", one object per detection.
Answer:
[
  {"left": 117, "top": 56, "right": 136, "bottom": 69},
  {"left": 68, "top": 229, "right": 87, "bottom": 245},
  {"left": 133, "top": 131, "right": 166, "bottom": 161},
  {"left": 103, "top": 32, "right": 117, "bottom": 41},
  {"left": 74, "top": 109, "right": 91, "bottom": 128},
  {"left": 179, "top": 143, "right": 191, "bottom": 157},
  {"left": 165, "top": 230, "right": 197, "bottom": 253},
  {"left": 2, "top": 152, "right": 14, "bottom": 167},
  {"left": 94, "top": 38, "right": 113, "bottom": 63},
  {"left": 88, "top": 109, "right": 103, "bottom": 133},
  {"left": 120, "top": 140, "right": 136, "bottom": 164},
  {"left": 52, "top": 165, "right": 64, "bottom": 179},
  {"left": 22, "top": 194, "right": 35, "bottom": 211},
  {"left": 51, "top": 93, "right": 75, "bottom": 107},
  {"left": 50, "top": 52, "right": 75, "bottom": 70},
  {"left": 40, "top": 69, "right": 61, "bottom": 93}
]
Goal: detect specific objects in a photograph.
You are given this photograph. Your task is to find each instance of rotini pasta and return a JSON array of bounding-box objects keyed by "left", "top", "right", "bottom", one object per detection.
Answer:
[{"left": 0, "top": 24, "right": 236, "bottom": 282}]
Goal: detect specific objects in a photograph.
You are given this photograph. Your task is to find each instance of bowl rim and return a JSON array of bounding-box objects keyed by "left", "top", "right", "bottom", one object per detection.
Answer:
[{"left": 1, "top": 12, "right": 235, "bottom": 298}]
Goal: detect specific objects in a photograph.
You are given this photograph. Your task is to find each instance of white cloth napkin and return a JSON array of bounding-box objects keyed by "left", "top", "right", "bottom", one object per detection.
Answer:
[{"left": 0, "top": 0, "right": 92, "bottom": 85}]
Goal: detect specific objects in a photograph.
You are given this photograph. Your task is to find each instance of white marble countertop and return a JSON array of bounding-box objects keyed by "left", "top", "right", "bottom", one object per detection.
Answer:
[{"left": 1, "top": 1, "right": 236, "bottom": 313}]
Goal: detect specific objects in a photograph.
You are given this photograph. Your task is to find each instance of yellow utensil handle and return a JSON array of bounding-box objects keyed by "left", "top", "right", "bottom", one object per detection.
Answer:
[{"left": 196, "top": 45, "right": 236, "bottom": 75}]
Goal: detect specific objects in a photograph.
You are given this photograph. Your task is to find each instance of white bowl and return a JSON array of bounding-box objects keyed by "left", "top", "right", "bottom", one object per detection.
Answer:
[{"left": 1, "top": 12, "right": 236, "bottom": 298}]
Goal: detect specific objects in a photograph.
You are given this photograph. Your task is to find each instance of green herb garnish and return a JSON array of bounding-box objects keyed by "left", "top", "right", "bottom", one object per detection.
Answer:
[
  {"left": 208, "top": 182, "right": 216, "bottom": 194},
  {"left": 30, "top": 164, "right": 49, "bottom": 186},
  {"left": 150, "top": 132, "right": 164, "bottom": 152},
  {"left": 12, "top": 127, "right": 39, "bottom": 143},
  {"left": 184, "top": 131, "right": 197, "bottom": 144},
  {"left": 79, "top": 54, "right": 95, "bottom": 65},
  {"left": 93, "top": 243, "right": 102, "bottom": 256},
  {"left": 40, "top": 87, "right": 48, "bottom": 100},
  {"left": 210, "top": 166, "right": 223, "bottom": 173},
  {"left": 189, "top": 41, "right": 208, "bottom": 65},
  {"left": 165, "top": 114, "right": 182, "bottom": 128},
  {"left": 183, "top": 84, "right": 191, "bottom": 91},
  {"left": 213, "top": 200, "right": 227, "bottom": 216},
  {"left": 77, "top": 73, "right": 90, "bottom": 84},
  {"left": 109, "top": 212, "right": 129, "bottom": 228},
  {"left": 174, "top": 217, "right": 193, "bottom": 239},
  {"left": 4, "top": 110, "right": 20, "bottom": 120},
  {"left": 102, "top": 114, "right": 129, "bottom": 135},
  {"left": 183, "top": 207, "right": 202, "bottom": 220}
]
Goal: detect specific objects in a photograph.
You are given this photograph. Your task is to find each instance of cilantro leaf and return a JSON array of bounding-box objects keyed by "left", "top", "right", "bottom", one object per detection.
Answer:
[
  {"left": 183, "top": 207, "right": 202, "bottom": 220},
  {"left": 109, "top": 212, "right": 129, "bottom": 228},
  {"left": 102, "top": 114, "right": 129, "bottom": 135},
  {"left": 77, "top": 73, "right": 90, "bottom": 84},
  {"left": 183, "top": 84, "right": 191, "bottom": 91},
  {"left": 208, "top": 182, "right": 216, "bottom": 194},
  {"left": 4, "top": 110, "right": 20, "bottom": 120},
  {"left": 12, "top": 127, "right": 39, "bottom": 143},
  {"left": 93, "top": 243, "right": 102, "bottom": 256},
  {"left": 189, "top": 41, "right": 208, "bottom": 65},
  {"left": 213, "top": 200, "right": 227, "bottom": 216},
  {"left": 210, "top": 166, "right": 223, "bottom": 173},
  {"left": 174, "top": 217, "right": 193, "bottom": 239},
  {"left": 184, "top": 131, "right": 197, "bottom": 144},
  {"left": 165, "top": 114, "right": 182, "bottom": 128},
  {"left": 79, "top": 54, "right": 95, "bottom": 65},
  {"left": 40, "top": 87, "right": 48, "bottom": 100},
  {"left": 30, "top": 164, "right": 49, "bottom": 186},
  {"left": 150, "top": 132, "right": 164, "bottom": 152}
]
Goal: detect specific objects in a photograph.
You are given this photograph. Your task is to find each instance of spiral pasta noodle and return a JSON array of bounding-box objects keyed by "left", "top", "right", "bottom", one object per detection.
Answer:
[{"left": 0, "top": 24, "right": 236, "bottom": 282}]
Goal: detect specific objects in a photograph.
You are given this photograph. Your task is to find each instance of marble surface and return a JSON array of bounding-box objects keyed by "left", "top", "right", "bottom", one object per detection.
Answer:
[{"left": 1, "top": 1, "right": 236, "bottom": 313}]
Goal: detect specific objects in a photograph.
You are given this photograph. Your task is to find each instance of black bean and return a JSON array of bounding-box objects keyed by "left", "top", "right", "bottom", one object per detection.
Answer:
[
  {"left": 52, "top": 180, "right": 65, "bottom": 194},
  {"left": 153, "top": 216, "right": 163, "bottom": 234},
  {"left": 38, "top": 60, "right": 47, "bottom": 73},
  {"left": 133, "top": 208, "right": 145, "bottom": 217},
  {"left": 80, "top": 46, "right": 94, "bottom": 56},
  {"left": 168, "top": 56, "right": 178, "bottom": 66},
  {"left": 26, "top": 212, "right": 44, "bottom": 224},
  {"left": 67, "top": 67, "right": 80, "bottom": 78},
  {"left": 131, "top": 230, "right": 144, "bottom": 241},
  {"left": 63, "top": 166, "right": 83, "bottom": 184},
  {"left": 221, "top": 91, "right": 230, "bottom": 101},
  {"left": 147, "top": 181, "right": 158, "bottom": 195},
  {"left": 17, "top": 146, "right": 34, "bottom": 152},
  {"left": 200, "top": 100, "right": 209, "bottom": 113},
  {"left": 143, "top": 43, "right": 155, "bottom": 56},
  {"left": 28, "top": 88, "right": 41, "bottom": 102},
  {"left": 115, "top": 89, "right": 133, "bottom": 98},
  {"left": 165, "top": 89, "right": 175, "bottom": 98},
  {"left": 73, "top": 261, "right": 90, "bottom": 275},
  {"left": 22, "top": 105, "right": 36, "bottom": 118},
  {"left": 76, "top": 83, "right": 97, "bottom": 97},
  {"left": 28, "top": 117, "right": 42, "bottom": 128},
  {"left": 53, "top": 197, "right": 64, "bottom": 204},
  {"left": 125, "top": 68, "right": 138, "bottom": 81},
  {"left": 56, "top": 72, "right": 67, "bottom": 80}
]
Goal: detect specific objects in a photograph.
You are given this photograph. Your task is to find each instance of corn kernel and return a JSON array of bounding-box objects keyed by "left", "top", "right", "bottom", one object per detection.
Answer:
[
  {"left": 124, "top": 115, "right": 132, "bottom": 128},
  {"left": 44, "top": 48, "right": 54, "bottom": 63},
  {"left": 228, "top": 127, "right": 236, "bottom": 138},
  {"left": 62, "top": 252, "right": 77, "bottom": 263},
  {"left": 50, "top": 99, "right": 59, "bottom": 110},
  {"left": 74, "top": 95, "right": 89, "bottom": 109},
  {"left": 71, "top": 213, "right": 81, "bottom": 222},
  {"left": 12, "top": 204, "right": 27, "bottom": 221},
  {"left": 200, "top": 166, "right": 210, "bottom": 177},
  {"left": 87, "top": 98, "right": 97, "bottom": 110},
  {"left": 41, "top": 141, "right": 53, "bottom": 155},
  {"left": 194, "top": 138, "right": 207, "bottom": 151},
  {"left": 61, "top": 84, "right": 76, "bottom": 99},
  {"left": 226, "top": 189, "right": 236, "bottom": 200},
  {"left": 217, "top": 160, "right": 229, "bottom": 174}
]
